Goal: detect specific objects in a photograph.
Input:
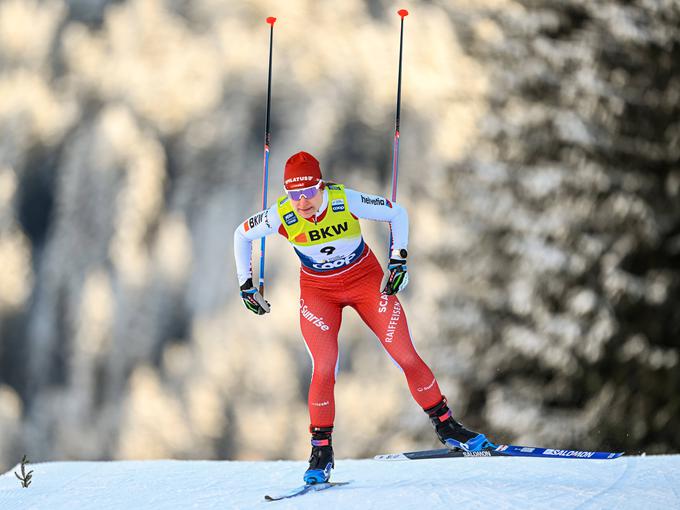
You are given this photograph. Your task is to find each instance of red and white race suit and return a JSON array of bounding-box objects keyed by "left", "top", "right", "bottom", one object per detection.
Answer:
[{"left": 234, "top": 185, "right": 443, "bottom": 428}]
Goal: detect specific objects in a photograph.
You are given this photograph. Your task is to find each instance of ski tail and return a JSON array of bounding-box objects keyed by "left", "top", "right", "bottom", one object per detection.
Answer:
[{"left": 375, "top": 448, "right": 508, "bottom": 460}]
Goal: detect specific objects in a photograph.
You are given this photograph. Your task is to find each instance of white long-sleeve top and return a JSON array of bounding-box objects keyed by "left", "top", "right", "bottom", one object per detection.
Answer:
[{"left": 234, "top": 188, "right": 408, "bottom": 285}]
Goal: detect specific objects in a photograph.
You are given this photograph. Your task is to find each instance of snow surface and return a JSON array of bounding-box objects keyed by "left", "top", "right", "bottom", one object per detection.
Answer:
[{"left": 1, "top": 454, "right": 679, "bottom": 509}]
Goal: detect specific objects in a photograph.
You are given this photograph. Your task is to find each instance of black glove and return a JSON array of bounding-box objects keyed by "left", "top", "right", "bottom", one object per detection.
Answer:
[
  {"left": 240, "top": 278, "right": 271, "bottom": 315},
  {"left": 382, "top": 258, "right": 409, "bottom": 295}
]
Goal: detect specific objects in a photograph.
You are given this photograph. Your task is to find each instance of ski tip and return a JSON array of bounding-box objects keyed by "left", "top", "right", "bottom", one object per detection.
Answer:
[
  {"left": 397, "top": 9, "right": 409, "bottom": 18},
  {"left": 374, "top": 453, "right": 407, "bottom": 461},
  {"left": 266, "top": 16, "right": 277, "bottom": 25},
  {"left": 264, "top": 481, "right": 350, "bottom": 502}
]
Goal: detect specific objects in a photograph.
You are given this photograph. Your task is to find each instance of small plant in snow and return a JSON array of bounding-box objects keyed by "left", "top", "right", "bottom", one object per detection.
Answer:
[{"left": 14, "top": 455, "right": 33, "bottom": 488}]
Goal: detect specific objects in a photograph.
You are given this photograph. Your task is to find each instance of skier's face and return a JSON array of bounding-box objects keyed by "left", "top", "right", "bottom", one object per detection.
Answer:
[{"left": 291, "top": 191, "right": 323, "bottom": 219}]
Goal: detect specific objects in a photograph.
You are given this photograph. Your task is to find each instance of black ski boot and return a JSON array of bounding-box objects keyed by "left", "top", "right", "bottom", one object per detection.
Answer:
[
  {"left": 303, "top": 426, "right": 334, "bottom": 484},
  {"left": 425, "top": 398, "right": 496, "bottom": 452}
]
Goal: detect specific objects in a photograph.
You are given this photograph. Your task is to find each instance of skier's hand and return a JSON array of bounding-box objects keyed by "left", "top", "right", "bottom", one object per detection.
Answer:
[
  {"left": 382, "top": 258, "right": 409, "bottom": 295},
  {"left": 240, "top": 278, "right": 271, "bottom": 315}
]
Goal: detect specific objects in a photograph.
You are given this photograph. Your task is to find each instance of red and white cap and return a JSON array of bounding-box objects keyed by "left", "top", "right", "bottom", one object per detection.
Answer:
[{"left": 283, "top": 151, "right": 322, "bottom": 190}]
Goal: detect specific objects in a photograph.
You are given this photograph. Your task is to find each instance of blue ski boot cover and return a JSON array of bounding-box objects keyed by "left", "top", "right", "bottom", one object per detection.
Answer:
[
  {"left": 425, "top": 398, "right": 497, "bottom": 452},
  {"left": 303, "top": 426, "right": 334, "bottom": 484},
  {"left": 444, "top": 434, "right": 496, "bottom": 452}
]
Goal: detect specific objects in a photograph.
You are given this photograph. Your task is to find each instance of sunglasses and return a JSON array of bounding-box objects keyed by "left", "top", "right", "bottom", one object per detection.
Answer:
[{"left": 286, "top": 181, "right": 323, "bottom": 201}]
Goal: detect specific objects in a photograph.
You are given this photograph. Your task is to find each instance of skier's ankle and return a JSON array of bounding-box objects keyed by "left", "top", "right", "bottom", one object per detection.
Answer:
[
  {"left": 310, "top": 425, "right": 333, "bottom": 444},
  {"left": 424, "top": 397, "right": 453, "bottom": 424}
]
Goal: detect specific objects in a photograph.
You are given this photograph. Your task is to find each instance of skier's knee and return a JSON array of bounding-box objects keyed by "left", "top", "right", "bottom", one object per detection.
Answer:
[{"left": 312, "top": 365, "right": 336, "bottom": 385}]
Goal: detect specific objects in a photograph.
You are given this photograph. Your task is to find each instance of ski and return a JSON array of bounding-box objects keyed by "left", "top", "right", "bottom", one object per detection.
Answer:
[
  {"left": 495, "top": 444, "right": 623, "bottom": 459},
  {"left": 375, "top": 448, "right": 507, "bottom": 460},
  {"left": 375, "top": 444, "right": 624, "bottom": 461},
  {"left": 264, "top": 481, "right": 350, "bottom": 501}
]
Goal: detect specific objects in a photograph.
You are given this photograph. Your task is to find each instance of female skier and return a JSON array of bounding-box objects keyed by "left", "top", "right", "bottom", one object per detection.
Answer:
[{"left": 233, "top": 151, "right": 494, "bottom": 483}]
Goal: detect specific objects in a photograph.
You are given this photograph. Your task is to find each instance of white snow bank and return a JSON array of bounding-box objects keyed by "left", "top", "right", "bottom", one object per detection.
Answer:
[{"left": 1, "top": 454, "right": 679, "bottom": 509}]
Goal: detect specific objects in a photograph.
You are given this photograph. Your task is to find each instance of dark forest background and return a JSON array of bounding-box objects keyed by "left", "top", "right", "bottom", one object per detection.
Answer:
[{"left": 0, "top": 0, "right": 678, "bottom": 471}]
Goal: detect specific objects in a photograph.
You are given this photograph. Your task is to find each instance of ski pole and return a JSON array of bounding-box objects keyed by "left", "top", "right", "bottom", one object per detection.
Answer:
[
  {"left": 389, "top": 9, "right": 408, "bottom": 253},
  {"left": 258, "top": 16, "right": 276, "bottom": 297}
]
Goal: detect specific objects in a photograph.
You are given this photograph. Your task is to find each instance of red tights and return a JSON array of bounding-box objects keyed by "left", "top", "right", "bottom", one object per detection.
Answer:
[{"left": 299, "top": 248, "right": 443, "bottom": 428}]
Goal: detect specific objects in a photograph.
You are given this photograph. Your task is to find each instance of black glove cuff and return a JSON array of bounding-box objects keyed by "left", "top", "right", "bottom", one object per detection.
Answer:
[{"left": 240, "top": 278, "right": 254, "bottom": 291}]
